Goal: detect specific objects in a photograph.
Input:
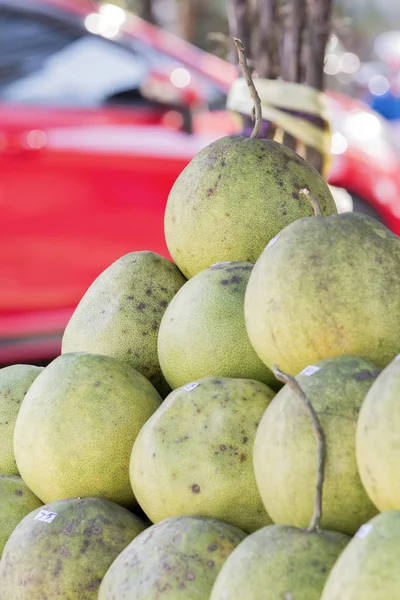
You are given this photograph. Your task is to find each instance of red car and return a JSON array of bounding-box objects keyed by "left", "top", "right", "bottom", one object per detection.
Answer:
[{"left": 1, "top": 0, "right": 400, "bottom": 364}]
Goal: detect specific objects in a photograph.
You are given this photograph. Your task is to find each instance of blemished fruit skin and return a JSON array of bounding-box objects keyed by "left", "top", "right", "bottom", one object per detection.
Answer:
[
  {"left": 13, "top": 352, "right": 162, "bottom": 506},
  {"left": 356, "top": 357, "right": 400, "bottom": 511},
  {"left": 61, "top": 251, "right": 186, "bottom": 397},
  {"left": 253, "top": 356, "right": 380, "bottom": 535},
  {"left": 0, "top": 364, "right": 43, "bottom": 475},
  {"left": 157, "top": 261, "right": 279, "bottom": 391},
  {"left": 0, "top": 475, "right": 43, "bottom": 557},
  {"left": 0, "top": 497, "right": 147, "bottom": 600},
  {"left": 245, "top": 212, "right": 400, "bottom": 375},
  {"left": 321, "top": 511, "right": 400, "bottom": 600},
  {"left": 165, "top": 136, "right": 337, "bottom": 279},
  {"left": 210, "top": 524, "right": 350, "bottom": 600},
  {"left": 98, "top": 515, "right": 247, "bottom": 600},
  {"left": 130, "top": 377, "right": 275, "bottom": 533}
]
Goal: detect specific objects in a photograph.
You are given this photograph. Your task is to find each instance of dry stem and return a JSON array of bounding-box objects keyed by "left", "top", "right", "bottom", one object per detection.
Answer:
[
  {"left": 300, "top": 187, "right": 323, "bottom": 217},
  {"left": 273, "top": 365, "right": 326, "bottom": 533},
  {"left": 234, "top": 37, "right": 263, "bottom": 139}
]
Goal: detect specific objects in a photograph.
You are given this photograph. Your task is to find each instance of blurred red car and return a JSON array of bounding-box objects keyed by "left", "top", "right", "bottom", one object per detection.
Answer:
[{"left": 1, "top": 0, "right": 400, "bottom": 364}]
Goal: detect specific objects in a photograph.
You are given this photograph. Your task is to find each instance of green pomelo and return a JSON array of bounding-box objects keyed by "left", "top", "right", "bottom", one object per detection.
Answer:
[
  {"left": 0, "top": 475, "right": 42, "bottom": 557},
  {"left": 62, "top": 251, "right": 186, "bottom": 397},
  {"left": 14, "top": 353, "right": 161, "bottom": 506},
  {"left": 254, "top": 356, "right": 379, "bottom": 535},
  {"left": 245, "top": 212, "right": 400, "bottom": 375},
  {"left": 164, "top": 136, "right": 337, "bottom": 279},
  {"left": 356, "top": 357, "right": 400, "bottom": 511},
  {"left": 321, "top": 511, "right": 400, "bottom": 599},
  {"left": 0, "top": 497, "right": 147, "bottom": 600},
  {"left": 130, "top": 377, "right": 275, "bottom": 532},
  {"left": 210, "top": 524, "right": 350, "bottom": 600},
  {"left": 0, "top": 364, "right": 43, "bottom": 475},
  {"left": 158, "top": 262, "right": 278, "bottom": 391},
  {"left": 99, "top": 515, "right": 247, "bottom": 600}
]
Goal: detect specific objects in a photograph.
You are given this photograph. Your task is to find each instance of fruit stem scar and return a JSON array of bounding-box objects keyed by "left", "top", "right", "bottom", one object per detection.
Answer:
[
  {"left": 300, "top": 187, "right": 322, "bottom": 217},
  {"left": 273, "top": 365, "right": 326, "bottom": 533},
  {"left": 234, "top": 37, "right": 263, "bottom": 140}
]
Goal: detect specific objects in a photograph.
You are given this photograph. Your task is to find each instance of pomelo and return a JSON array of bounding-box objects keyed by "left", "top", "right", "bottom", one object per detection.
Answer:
[
  {"left": 62, "top": 251, "right": 186, "bottom": 396},
  {"left": 14, "top": 352, "right": 161, "bottom": 506},
  {"left": 0, "top": 475, "right": 42, "bottom": 557},
  {"left": 0, "top": 497, "right": 147, "bottom": 599},
  {"left": 130, "top": 377, "right": 275, "bottom": 532},
  {"left": 321, "top": 511, "right": 400, "bottom": 599},
  {"left": 99, "top": 515, "right": 247, "bottom": 600},
  {"left": 164, "top": 136, "right": 337, "bottom": 278},
  {"left": 356, "top": 356, "right": 400, "bottom": 511},
  {"left": 253, "top": 356, "right": 380, "bottom": 535},
  {"left": 0, "top": 364, "right": 43, "bottom": 475},
  {"left": 210, "top": 524, "right": 350, "bottom": 600},
  {"left": 245, "top": 212, "right": 400, "bottom": 375},
  {"left": 157, "top": 262, "right": 278, "bottom": 390}
]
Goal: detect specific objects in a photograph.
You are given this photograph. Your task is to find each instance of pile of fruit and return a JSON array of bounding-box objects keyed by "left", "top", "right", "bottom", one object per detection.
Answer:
[{"left": 2, "top": 99, "right": 400, "bottom": 600}]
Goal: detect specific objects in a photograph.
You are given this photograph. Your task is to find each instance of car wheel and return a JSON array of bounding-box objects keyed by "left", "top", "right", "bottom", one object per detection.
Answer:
[{"left": 350, "top": 193, "right": 385, "bottom": 224}]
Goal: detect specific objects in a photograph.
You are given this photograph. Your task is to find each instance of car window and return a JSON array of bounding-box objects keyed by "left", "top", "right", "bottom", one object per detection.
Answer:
[{"left": 0, "top": 8, "right": 150, "bottom": 108}]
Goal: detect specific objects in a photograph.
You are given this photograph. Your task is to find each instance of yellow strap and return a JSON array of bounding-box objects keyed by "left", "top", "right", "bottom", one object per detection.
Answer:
[{"left": 227, "top": 78, "right": 333, "bottom": 176}]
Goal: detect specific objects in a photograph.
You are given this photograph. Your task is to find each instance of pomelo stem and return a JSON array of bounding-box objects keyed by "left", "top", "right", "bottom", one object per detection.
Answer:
[
  {"left": 273, "top": 365, "right": 326, "bottom": 534},
  {"left": 300, "top": 187, "right": 323, "bottom": 217},
  {"left": 234, "top": 37, "right": 263, "bottom": 139}
]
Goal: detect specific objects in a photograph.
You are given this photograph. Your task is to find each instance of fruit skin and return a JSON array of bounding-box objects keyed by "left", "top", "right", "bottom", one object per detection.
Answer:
[
  {"left": 0, "top": 364, "right": 43, "bottom": 475},
  {"left": 0, "top": 496, "right": 147, "bottom": 600},
  {"left": 0, "top": 475, "right": 42, "bottom": 557},
  {"left": 165, "top": 136, "right": 337, "bottom": 279},
  {"left": 158, "top": 261, "right": 278, "bottom": 391},
  {"left": 210, "top": 524, "right": 350, "bottom": 600},
  {"left": 245, "top": 212, "right": 400, "bottom": 375},
  {"left": 321, "top": 511, "right": 400, "bottom": 600},
  {"left": 14, "top": 352, "right": 162, "bottom": 506},
  {"left": 356, "top": 357, "right": 400, "bottom": 511},
  {"left": 253, "top": 356, "right": 379, "bottom": 536},
  {"left": 130, "top": 377, "right": 274, "bottom": 533},
  {"left": 62, "top": 251, "right": 186, "bottom": 397},
  {"left": 98, "top": 515, "right": 247, "bottom": 600}
]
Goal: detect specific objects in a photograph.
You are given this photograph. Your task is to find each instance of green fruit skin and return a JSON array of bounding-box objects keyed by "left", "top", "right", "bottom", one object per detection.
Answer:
[
  {"left": 99, "top": 515, "right": 247, "bottom": 600},
  {"left": 0, "top": 475, "right": 43, "bottom": 557},
  {"left": 356, "top": 358, "right": 400, "bottom": 511},
  {"left": 0, "top": 497, "right": 147, "bottom": 600},
  {"left": 210, "top": 524, "right": 350, "bottom": 600},
  {"left": 62, "top": 251, "right": 186, "bottom": 397},
  {"left": 0, "top": 365, "right": 43, "bottom": 475},
  {"left": 245, "top": 212, "right": 400, "bottom": 375},
  {"left": 14, "top": 353, "right": 162, "bottom": 506},
  {"left": 254, "top": 356, "right": 380, "bottom": 535},
  {"left": 158, "top": 262, "right": 279, "bottom": 391},
  {"left": 165, "top": 136, "right": 337, "bottom": 279},
  {"left": 130, "top": 377, "right": 275, "bottom": 533},
  {"left": 321, "top": 511, "right": 400, "bottom": 600}
]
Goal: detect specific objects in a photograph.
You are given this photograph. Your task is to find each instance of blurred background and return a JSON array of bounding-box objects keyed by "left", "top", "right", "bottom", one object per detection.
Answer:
[{"left": 1, "top": 0, "right": 400, "bottom": 366}]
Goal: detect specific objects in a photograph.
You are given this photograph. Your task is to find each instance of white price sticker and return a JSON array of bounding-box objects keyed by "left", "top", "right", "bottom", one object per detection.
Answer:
[
  {"left": 267, "top": 234, "right": 280, "bottom": 248},
  {"left": 355, "top": 523, "right": 373, "bottom": 539},
  {"left": 300, "top": 365, "right": 320, "bottom": 377},
  {"left": 184, "top": 382, "right": 199, "bottom": 392},
  {"left": 34, "top": 510, "right": 58, "bottom": 524}
]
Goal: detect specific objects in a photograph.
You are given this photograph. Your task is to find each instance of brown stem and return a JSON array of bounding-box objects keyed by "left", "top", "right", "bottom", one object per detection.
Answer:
[
  {"left": 300, "top": 187, "right": 322, "bottom": 217},
  {"left": 305, "top": 0, "right": 334, "bottom": 173},
  {"left": 227, "top": 0, "right": 255, "bottom": 66},
  {"left": 281, "top": 0, "right": 307, "bottom": 152},
  {"left": 273, "top": 365, "right": 325, "bottom": 533},
  {"left": 234, "top": 38, "right": 263, "bottom": 139}
]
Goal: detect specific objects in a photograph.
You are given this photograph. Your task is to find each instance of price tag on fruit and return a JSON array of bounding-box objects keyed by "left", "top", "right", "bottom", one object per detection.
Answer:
[
  {"left": 300, "top": 365, "right": 320, "bottom": 377},
  {"left": 34, "top": 510, "right": 58, "bottom": 524}
]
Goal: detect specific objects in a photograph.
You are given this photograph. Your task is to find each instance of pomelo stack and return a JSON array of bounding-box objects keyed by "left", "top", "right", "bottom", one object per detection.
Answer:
[{"left": 1, "top": 72, "right": 400, "bottom": 600}]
